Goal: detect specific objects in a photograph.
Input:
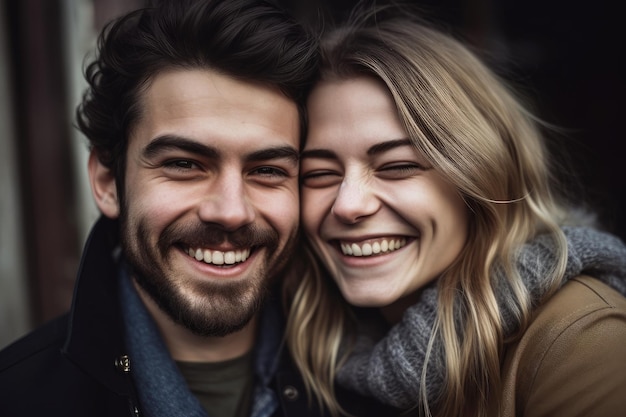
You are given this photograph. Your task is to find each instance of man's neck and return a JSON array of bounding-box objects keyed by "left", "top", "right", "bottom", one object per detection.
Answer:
[{"left": 134, "top": 282, "right": 257, "bottom": 363}]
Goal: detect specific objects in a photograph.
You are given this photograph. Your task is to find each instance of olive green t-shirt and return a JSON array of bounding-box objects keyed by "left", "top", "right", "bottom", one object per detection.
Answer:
[{"left": 176, "top": 351, "right": 254, "bottom": 417}]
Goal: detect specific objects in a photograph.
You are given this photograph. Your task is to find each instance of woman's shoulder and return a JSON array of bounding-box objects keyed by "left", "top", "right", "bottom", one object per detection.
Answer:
[
  {"left": 545, "top": 274, "right": 626, "bottom": 315},
  {"left": 501, "top": 275, "right": 626, "bottom": 417}
]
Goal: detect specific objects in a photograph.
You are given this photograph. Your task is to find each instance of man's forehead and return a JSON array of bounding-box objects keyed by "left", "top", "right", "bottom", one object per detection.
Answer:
[{"left": 128, "top": 68, "right": 301, "bottom": 154}]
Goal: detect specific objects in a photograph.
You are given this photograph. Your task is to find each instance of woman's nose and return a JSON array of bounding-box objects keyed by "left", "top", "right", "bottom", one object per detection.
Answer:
[{"left": 331, "top": 177, "right": 380, "bottom": 224}]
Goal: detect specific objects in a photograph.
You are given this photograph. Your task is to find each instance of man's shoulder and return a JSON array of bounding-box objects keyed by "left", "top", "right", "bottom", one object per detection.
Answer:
[
  {"left": 0, "top": 313, "right": 69, "bottom": 373},
  {"left": 0, "top": 312, "right": 137, "bottom": 416}
]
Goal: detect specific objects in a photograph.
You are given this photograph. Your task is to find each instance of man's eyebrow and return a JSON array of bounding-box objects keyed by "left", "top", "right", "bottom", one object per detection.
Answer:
[
  {"left": 143, "top": 135, "right": 298, "bottom": 164},
  {"left": 299, "top": 148, "right": 338, "bottom": 161},
  {"left": 143, "top": 135, "right": 219, "bottom": 159},
  {"left": 246, "top": 146, "right": 299, "bottom": 164},
  {"left": 367, "top": 138, "right": 413, "bottom": 156}
]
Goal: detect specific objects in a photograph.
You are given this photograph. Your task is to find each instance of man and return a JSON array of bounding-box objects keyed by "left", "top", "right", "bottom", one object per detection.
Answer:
[{"left": 0, "top": 1, "right": 400, "bottom": 416}]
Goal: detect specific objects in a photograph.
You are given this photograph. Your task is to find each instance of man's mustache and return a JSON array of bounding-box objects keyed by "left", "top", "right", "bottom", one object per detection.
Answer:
[{"left": 158, "top": 221, "right": 279, "bottom": 251}]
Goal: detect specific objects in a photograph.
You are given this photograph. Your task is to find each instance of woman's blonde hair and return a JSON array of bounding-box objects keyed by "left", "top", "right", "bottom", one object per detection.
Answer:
[{"left": 286, "top": 5, "right": 577, "bottom": 417}]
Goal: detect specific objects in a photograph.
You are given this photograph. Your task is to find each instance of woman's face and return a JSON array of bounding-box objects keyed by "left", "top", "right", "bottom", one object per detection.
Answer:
[{"left": 301, "top": 76, "right": 469, "bottom": 310}]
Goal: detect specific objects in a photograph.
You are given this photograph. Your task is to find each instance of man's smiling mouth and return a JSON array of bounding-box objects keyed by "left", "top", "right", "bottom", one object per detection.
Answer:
[{"left": 185, "top": 246, "right": 252, "bottom": 265}]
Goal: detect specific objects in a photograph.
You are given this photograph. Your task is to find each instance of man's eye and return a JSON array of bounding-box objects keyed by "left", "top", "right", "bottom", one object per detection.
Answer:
[
  {"left": 165, "top": 160, "right": 196, "bottom": 170},
  {"left": 251, "top": 166, "right": 289, "bottom": 177}
]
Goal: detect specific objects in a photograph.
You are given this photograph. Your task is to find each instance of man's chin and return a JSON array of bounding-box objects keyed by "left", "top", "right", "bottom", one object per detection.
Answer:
[
  {"left": 155, "top": 279, "right": 267, "bottom": 337},
  {"left": 174, "top": 299, "right": 262, "bottom": 337},
  {"left": 181, "top": 311, "right": 257, "bottom": 337}
]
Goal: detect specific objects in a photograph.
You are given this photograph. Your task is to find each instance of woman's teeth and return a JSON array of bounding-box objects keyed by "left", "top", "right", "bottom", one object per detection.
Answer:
[
  {"left": 187, "top": 247, "right": 251, "bottom": 265},
  {"left": 340, "top": 238, "right": 407, "bottom": 257}
]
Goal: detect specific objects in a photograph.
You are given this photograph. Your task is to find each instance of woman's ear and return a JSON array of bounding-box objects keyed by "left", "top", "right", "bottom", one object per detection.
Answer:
[{"left": 88, "top": 151, "right": 120, "bottom": 219}]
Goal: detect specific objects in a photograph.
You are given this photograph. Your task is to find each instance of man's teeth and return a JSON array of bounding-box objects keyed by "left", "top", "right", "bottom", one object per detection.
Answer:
[
  {"left": 187, "top": 247, "right": 251, "bottom": 265},
  {"left": 340, "top": 238, "right": 407, "bottom": 257}
]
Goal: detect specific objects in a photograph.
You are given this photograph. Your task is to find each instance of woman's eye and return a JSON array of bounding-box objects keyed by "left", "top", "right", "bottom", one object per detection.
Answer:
[
  {"left": 377, "top": 163, "right": 424, "bottom": 179},
  {"left": 300, "top": 170, "right": 342, "bottom": 188}
]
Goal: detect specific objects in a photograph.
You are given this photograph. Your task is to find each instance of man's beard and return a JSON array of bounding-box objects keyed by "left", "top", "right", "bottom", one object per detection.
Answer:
[{"left": 119, "top": 209, "right": 296, "bottom": 337}]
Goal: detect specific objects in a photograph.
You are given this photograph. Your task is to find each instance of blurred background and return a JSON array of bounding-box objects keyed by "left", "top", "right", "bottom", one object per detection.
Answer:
[{"left": 1, "top": 0, "right": 624, "bottom": 348}]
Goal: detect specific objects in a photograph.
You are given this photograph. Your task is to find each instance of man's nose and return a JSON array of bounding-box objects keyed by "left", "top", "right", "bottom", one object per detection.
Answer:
[{"left": 197, "top": 171, "right": 255, "bottom": 230}]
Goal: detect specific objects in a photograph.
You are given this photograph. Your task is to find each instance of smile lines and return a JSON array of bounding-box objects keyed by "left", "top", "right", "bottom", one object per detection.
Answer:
[
  {"left": 187, "top": 247, "right": 251, "bottom": 265},
  {"left": 340, "top": 238, "right": 407, "bottom": 257}
]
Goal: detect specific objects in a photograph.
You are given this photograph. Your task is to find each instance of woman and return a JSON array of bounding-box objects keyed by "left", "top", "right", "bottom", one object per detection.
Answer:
[{"left": 286, "top": 6, "right": 626, "bottom": 417}]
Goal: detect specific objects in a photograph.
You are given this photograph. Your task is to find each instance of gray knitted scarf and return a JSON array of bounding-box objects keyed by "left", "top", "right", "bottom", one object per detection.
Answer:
[{"left": 336, "top": 226, "right": 626, "bottom": 409}]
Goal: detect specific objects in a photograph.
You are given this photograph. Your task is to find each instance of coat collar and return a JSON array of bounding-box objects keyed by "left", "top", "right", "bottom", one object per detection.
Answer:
[
  {"left": 61, "top": 215, "right": 286, "bottom": 411},
  {"left": 62, "top": 215, "right": 133, "bottom": 396}
]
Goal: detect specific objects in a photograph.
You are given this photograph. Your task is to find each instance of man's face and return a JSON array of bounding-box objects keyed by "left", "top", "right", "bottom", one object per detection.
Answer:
[{"left": 118, "top": 69, "right": 300, "bottom": 336}]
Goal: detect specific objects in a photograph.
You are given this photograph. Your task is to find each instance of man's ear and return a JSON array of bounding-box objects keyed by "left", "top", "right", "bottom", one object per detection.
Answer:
[{"left": 88, "top": 151, "right": 120, "bottom": 219}]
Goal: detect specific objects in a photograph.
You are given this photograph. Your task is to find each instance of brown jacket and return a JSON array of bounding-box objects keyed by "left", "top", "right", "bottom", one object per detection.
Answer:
[{"left": 501, "top": 275, "right": 626, "bottom": 417}]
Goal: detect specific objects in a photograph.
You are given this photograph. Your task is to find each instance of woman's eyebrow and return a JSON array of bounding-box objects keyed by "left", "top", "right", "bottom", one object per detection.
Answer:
[
  {"left": 299, "top": 148, "right": 338, "bottom": 161},
  {"left": 300, "top": 138, "right": 412, "bottom": 160},
  {"left": 367, "top": 138, "right": 412, "bottom": 156}
]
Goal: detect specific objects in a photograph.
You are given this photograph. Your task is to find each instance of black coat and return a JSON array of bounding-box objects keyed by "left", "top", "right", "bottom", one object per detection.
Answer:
[{"left": 0, "top": 216, "right": 400, "bottom": 417}]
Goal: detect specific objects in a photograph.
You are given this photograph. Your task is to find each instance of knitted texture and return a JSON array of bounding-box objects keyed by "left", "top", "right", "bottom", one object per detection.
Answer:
[{"left": 336, "top": 226, "right": 626, "bottom": 409}]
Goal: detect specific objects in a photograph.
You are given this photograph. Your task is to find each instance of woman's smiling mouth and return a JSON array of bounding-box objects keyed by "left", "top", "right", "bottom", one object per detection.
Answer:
[{"left": 338, "top": 237, "right": 409, "bottom": 257}]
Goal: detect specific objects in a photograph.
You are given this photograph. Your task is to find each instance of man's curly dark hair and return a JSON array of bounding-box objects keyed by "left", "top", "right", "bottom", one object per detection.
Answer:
[{"left": 76, "top": 0, "right": 319, "bottom": 202}]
